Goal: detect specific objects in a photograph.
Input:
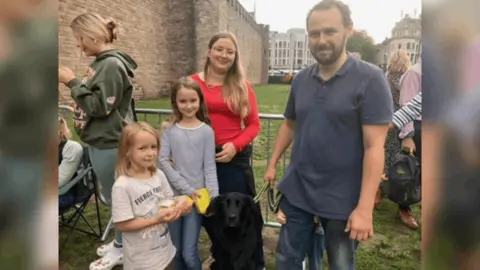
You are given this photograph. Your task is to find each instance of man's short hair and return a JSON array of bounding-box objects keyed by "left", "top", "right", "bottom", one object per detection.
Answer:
[{"left": 306, "top": 0, "right": 353, "bottom": 28}]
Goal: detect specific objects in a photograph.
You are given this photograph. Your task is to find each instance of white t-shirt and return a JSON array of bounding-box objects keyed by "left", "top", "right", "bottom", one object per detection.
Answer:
[{"left": 112, "top": 169, "right": 176, "bottom": 270}]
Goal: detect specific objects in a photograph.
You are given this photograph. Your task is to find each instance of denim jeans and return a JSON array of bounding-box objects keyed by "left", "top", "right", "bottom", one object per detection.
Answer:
[
  {"left": 88, "top": 146, "right": 123, "bottom": 246},
  {"left": 275, "top": 197, "right": 359, "bottom": 270},
  {"left": 307, "top": 221, "right": 325, "bottom": 270},
  {"left": 169, "top": 208, "right": 203, "bottom": 270}
]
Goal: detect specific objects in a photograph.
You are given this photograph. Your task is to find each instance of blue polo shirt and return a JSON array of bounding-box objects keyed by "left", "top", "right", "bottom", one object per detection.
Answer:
[{"left": 278, "top": 55, "right": 393, "bottom": 220}]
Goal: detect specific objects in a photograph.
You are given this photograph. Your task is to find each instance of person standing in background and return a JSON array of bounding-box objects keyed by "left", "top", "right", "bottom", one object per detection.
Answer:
[
  {"left": 58, "top": 12, "right": 138, "bottom": 270},
  {"left": 375, "top": 50, "right": 411, "bottom": 208},
  {"left": 397, "top": 58, "right": 422, "bottom": 230}
]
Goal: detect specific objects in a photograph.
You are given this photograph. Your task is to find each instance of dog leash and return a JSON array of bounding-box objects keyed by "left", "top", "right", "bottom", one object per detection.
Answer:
[{"left": 253, "top": 183, "right": 283, "bottom": 213}]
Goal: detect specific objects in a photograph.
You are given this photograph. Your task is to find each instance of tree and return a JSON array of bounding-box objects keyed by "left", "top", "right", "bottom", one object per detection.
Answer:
[{"left": 347, "top": 30, "right": 377, "bottom": 63}]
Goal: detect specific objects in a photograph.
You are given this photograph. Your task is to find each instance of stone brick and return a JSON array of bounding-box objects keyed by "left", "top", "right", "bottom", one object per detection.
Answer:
[{"left": 58, "top": 0, "right": 269, "bottom": 103}]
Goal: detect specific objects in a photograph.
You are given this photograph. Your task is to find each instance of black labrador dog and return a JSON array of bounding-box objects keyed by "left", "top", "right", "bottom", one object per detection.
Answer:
[{"left": 205, "top": 192, "right": 259, "bottom": 270}]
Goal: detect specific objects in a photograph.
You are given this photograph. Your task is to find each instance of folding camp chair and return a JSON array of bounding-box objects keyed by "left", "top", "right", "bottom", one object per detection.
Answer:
[{"left": 59, "top": 147, "right": 103, "bottom": 250}]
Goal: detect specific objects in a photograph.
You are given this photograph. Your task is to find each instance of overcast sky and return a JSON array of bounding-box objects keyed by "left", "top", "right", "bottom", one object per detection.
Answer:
[{"left": 238, "top": 0, "right": 421, "bottom": 43}]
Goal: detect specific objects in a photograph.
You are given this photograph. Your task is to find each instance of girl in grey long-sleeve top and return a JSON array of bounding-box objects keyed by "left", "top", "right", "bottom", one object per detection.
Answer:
[
  {"left": 159, "top": 123, "right": 218, "bottom": 198},
  {"left": 158, "top": 77, "right": 218, "bottom": 270}
]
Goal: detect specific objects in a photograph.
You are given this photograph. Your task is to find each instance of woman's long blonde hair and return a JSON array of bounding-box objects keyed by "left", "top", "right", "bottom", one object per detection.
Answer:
[
  {"left": 204, "top": 32, "right": 250, "bottom": 119},
  {"left": 115, "top": 122, "right": 159, "bottom": 178},
  {"left": 387, "top": 50, "right": 411, "bottom": 74}
]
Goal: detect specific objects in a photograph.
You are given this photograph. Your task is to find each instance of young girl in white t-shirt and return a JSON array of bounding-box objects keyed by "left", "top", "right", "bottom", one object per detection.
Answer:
[{"left": 109, "top": 122, "right": 193, "bottom": 270}]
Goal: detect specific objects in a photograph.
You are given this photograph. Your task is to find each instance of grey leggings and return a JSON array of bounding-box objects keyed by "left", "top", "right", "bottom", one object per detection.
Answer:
[{"left": 88, "top": 146, "right": 122, "bottom": 246}]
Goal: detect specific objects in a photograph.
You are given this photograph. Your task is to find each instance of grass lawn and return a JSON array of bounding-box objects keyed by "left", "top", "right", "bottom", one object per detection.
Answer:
[{"left": 59, "top": 84, "right": 421, "bottom": 270}]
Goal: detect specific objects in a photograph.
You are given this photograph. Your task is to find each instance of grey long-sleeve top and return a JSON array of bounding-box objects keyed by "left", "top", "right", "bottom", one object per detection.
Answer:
[
  {"left": 158, "top": 122, "right": 219, "bottom": 198},
  {"left": 59, "top": 140, "right": 84, "bottom": 188}
]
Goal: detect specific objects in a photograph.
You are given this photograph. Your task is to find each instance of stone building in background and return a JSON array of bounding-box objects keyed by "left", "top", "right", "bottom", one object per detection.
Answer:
[
  {"left": 58, "top": 0, "right": 269, "bottom": 102},
  {"left": 375, "top": 12, "right": 421, "bottom": 70}
]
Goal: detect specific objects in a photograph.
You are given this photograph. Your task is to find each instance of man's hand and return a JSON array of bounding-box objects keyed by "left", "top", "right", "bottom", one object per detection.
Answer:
[
  {"left": 345, "top": 207, "right": 374, "bottom": 241},
  {"left": 402, "top": 137, "right": 416, "bottom": 155},
  {"left": 264, "top": 166, "right": 277, "bottom": 184},
  {"left": 276, "top": 209, "right": 287, "bottom": 224}
]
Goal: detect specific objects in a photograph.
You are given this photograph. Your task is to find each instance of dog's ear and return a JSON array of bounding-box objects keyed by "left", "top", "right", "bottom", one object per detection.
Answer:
[
  {"left": 205, "top": 194, "right": 226, "bottom": 217},
  {"left": 241, "top": 194, "right": 260, "bottom": 217}
]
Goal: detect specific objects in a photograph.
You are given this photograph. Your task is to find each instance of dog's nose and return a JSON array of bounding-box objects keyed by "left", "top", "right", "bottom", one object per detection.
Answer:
[{"left": 228, "top": 214, "right": 236, "bottom": 221}]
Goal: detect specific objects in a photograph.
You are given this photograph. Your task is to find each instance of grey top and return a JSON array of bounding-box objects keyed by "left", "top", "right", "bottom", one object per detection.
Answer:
[
  {"left": 278, "top": 55, "right": 393, "bottom": 220},
  {"left": 159, "top": 122, "right": 219, "bottom": 198},
  {"left": 58, "top": 140, "right": 84, "bottom": 188}
]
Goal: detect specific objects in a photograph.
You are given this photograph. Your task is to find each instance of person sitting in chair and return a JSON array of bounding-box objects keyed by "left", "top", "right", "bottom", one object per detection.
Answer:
[{"left": 58, "top": 116, "right": 83, "bottom": 188}]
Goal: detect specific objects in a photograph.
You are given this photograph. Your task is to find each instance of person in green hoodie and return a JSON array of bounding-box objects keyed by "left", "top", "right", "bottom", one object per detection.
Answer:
[{"left": 58, "top": 12, "right": 137, "bottom": 270}]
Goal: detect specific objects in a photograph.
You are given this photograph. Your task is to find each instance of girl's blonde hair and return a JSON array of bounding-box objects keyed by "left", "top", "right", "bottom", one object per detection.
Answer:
[
  {"left": 115, "top": 122, "right": 159, "bottom": 178},
  {"left": 58, "top": 116, "right": 71, "bottom": 141},
  {"left": 70, "top": 13, "right": 118, "bottom": 44},
  {"left": 387, "top": 50, "right": 411, "bottom": 74},
  {"left": 204, "top": 32, "right": 250, "bottom": 119}
]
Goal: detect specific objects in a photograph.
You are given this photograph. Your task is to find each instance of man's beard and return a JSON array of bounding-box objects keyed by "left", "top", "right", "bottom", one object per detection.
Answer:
[{"left": 310, "top": 34, "right": 347, "bottom": 65}]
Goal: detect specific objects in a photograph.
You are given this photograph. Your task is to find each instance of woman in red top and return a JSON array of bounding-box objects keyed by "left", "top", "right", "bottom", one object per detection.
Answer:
[{"left": 190, "top": 32, "right": 264, "bottom": 269}]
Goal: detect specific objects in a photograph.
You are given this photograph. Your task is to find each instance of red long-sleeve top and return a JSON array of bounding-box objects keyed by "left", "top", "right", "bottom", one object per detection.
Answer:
[{"left": 190, "top": 74, "right": 261, "bottom": 152}]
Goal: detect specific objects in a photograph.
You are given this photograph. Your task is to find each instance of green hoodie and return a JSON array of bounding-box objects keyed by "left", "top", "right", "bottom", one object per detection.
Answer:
[{"left": 67, "top": 49, "right": 138, "bottom": 149}]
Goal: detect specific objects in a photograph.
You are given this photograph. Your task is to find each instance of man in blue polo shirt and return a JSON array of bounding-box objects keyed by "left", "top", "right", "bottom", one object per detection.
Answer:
[{"left": 264, "top": 1, "right": 393, "bottom": 269}]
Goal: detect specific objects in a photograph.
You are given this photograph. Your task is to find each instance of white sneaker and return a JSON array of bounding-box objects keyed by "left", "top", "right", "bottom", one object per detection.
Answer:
[
  {"left": 96, "top": 241, "right": 114, "bottom": 257},
  {"left": 90, "top": 248, "right": 123, "bottom": 270}
]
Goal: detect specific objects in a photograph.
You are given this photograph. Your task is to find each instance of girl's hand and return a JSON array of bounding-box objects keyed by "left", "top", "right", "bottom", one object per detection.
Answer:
[
  {"left": 59, "top": 67, "right": 76, "bottom": 85},
  {"left": 157, "top": 207, "right": 179, "bottom": 223},
  {"left": 191, "top": 190, "right": 203, "bottom": 201},
  {"left": 175, "top": 196, "right": 194, "bottom": 214},
  {"left": 215, "top": 142, "right": 236, "bottom": 163}
]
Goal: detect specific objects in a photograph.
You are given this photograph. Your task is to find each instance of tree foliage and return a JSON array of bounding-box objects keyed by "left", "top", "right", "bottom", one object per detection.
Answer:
[{"left": 347, "top": 30, "right": 377, "bottom": 63}]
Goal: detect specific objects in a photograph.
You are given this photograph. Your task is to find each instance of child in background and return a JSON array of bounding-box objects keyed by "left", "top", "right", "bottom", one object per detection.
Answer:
[
  {"left": 159, "top": 77, "right": 218, "bottom": 270},
  {"left": 58, "top": 116, "right": 83, "bottom": 188},
  {"left": 110, "top": 122, "right": 193, "bottom": 270}
]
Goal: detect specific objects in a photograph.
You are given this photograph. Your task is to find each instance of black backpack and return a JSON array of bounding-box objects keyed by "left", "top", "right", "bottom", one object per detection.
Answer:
[{"left": 383, "top": 149, "right": 421, "bottom": 206}]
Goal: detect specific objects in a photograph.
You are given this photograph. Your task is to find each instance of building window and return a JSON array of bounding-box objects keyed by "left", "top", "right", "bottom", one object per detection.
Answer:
[
  {"left": 407, "top": 43, "right": 410, "bottom": 49},
  {"left": 398, "top": 44, "right": 401, "bottom": 49},
  {"left": 298, "top": 41, "right": 303, "bottom": 48},
  {"left": 297, "top": 50, "right": 303, "bottom": 58}
]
